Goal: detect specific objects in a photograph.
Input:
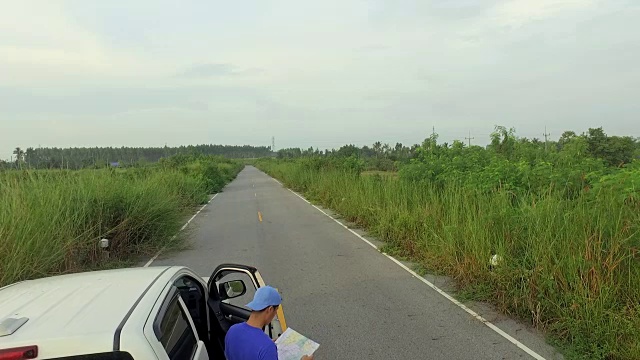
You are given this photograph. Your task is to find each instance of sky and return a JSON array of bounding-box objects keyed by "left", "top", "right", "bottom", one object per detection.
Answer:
[{"left": 1, "top": 0, "right": 639, "bottom": 160}]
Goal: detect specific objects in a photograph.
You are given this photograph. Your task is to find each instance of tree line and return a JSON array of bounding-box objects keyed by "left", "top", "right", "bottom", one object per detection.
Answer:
[
  {"left": 3, "top": 127, "right": 637, "bottom": 171},
  {"left": 276, "top": 126, "right": 640, "bottom": 171},
  {"left": 1, "top": 144, "right": 272, "bottom": 170}
]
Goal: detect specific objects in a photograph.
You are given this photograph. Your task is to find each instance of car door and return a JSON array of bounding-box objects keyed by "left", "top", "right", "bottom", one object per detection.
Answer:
[
  {"left": 151, "top": 286, "right": 210, "bottom": 360},
  {"left": 207, "top": 263, "right": 287, "bottom": 342}
]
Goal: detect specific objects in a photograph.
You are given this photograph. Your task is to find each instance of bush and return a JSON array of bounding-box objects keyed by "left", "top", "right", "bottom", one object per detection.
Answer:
[
  {"left": 255, "top": 157, "right": 640, "bottom": 359},
  {"left": 0, "top": 156, "right": 242, "bottom": 287}
]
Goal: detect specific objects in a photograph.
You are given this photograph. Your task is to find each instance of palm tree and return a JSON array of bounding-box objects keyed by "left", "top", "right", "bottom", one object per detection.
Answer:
[
  {"left": 25, "top": 147, "right": 35, "bottom": 167},
  {"left": 12, "top": 147, "right": 24, "bottom": 169},
  {"left": 372, "top": 141, "right": 382, "bottom": 158},
  {"left": 13, "top": 147, "right": 24, "bottom": 163}
]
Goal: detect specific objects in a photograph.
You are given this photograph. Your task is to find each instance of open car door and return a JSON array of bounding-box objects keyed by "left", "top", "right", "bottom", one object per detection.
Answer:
[{"left": 207, "top": 263, "right": 287, "bottom": 344}]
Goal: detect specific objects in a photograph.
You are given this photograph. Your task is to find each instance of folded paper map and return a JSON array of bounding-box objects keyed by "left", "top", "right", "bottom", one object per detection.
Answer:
[{"left": 275, "top": 328, "right": 320, "bottom": 360}]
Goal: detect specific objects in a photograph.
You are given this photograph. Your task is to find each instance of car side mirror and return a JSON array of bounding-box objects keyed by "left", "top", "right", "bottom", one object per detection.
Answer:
[{"left": 219, "top": 280, "right": 246, "bottom": 300}]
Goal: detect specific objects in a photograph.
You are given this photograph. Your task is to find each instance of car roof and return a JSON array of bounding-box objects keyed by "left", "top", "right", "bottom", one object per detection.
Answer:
[{"left": 0, "top": 266, "right": 184, "bottom": 352}]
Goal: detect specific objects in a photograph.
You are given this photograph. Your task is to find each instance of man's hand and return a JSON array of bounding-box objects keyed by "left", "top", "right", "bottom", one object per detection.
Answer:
[{"left": 301, "top": 355, "right": 314, "bottom": 360}]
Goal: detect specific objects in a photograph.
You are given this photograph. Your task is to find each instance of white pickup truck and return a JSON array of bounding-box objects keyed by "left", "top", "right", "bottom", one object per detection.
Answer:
[{"left": 0, "top": 264, "right": 287, "bottom": 359}]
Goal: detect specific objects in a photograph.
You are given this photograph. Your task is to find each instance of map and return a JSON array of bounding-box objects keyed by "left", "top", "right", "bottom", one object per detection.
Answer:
[{"left": 275, "top": 328, "right": 320, "bottom": 360}]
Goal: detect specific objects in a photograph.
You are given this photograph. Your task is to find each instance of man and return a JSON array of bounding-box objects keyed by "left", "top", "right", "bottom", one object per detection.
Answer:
[{"left": 225, "top": 286, "right": 313, "bottom": 360}]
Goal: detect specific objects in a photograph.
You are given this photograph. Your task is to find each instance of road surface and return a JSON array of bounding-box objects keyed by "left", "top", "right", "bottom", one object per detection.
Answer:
[{"left": 152, "top": 166, "right": 562, "bottom": 359}]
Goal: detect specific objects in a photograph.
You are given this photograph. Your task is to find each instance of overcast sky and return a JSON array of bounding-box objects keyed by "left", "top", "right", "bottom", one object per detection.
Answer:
[{"left": 1, "top": 0, "right": 638, "bottom": 159}]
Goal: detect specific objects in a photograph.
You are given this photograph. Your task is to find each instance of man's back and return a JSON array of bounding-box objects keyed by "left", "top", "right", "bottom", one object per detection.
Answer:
[{"left": 225, "top": 322, "right": 278, "bottom": 360}]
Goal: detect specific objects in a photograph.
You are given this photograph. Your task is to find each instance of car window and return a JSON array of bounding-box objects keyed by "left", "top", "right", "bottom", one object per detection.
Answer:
[
  {"left": 157, "top": 295, "right": 198, "bottom": 360},
  {"left": 215, "top": 271, "right": 256, "bottom": 311},
  {"left": 174, "top": 276, "right": 207, "bottom": 340}
]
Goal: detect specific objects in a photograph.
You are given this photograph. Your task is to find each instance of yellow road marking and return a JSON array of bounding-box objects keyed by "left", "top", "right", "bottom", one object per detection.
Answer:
[
  {"left": 276, "top": 305, "right": 288, "bottom": 331},
  {"left": 258, "top": 211, "right": 263, "bottom": 222}
]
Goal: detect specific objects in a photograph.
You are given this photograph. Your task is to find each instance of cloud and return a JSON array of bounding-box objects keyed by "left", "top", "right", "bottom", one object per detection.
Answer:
[
  {"left": 178, "top": 63, "right": 265, "bottom": 78},
  {"left": 490, "top": 0, "right": 599, "bottom": 27},
  {"left": 356, "top": 44, "right": 392, "bottom": 52},
  {"left": 0, "top": 2, "right": 169, "bottom": 89},
  {"left": 180, "top": 63, "right": 237, "bottom": 77},
  {"left": 1, "top": 0, "right": 638, "bottom": 161}
]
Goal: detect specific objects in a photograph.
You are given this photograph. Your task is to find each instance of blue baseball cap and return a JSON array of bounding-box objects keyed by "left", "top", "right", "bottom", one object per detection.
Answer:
[{"left": 246, "top": 286, "right": 282, "bottom": 311}]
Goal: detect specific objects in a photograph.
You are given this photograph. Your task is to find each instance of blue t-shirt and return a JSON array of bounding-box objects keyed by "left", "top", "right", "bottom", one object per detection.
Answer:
[{"left": 225, "top": 322, "right": 278, "bottom": 360}]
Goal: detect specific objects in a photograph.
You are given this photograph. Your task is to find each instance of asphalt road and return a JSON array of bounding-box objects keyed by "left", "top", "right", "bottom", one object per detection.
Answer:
[{"left": 152, "top": 166, "right": 562, "bottom": 360}]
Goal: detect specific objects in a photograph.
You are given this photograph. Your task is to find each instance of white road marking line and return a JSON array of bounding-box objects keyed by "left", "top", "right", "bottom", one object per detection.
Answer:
[
  {"left": 144, "top": 193, "right": 218, "bottom": 267},
  {"left": 285, "top": 187, "right": 546, "bottom": 360},
  {"left": 287, "top": 190, "right": 379, "bottom": 250}
]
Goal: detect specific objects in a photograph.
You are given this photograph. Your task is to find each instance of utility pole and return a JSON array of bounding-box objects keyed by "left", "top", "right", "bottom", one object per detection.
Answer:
[
  {"left": 543, "top": 126, "right": 550, "bottom": 152},
  {"left": 465, "top": 131, "right": 475, "bottom": 147},
  {"left": 272, "top": 136, "right": 276, "bottom": 153}
]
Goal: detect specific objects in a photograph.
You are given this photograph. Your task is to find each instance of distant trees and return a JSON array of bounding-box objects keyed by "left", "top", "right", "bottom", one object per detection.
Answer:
[
  {"left": 12, "top": 147, "right": 24, "bottom": 162},
  {"left": 276, "top": 140, "right": 414, "bottom": 171},
  {"left": 557, "top": 131, "right": 577, "bottom": 150},
  {"left": 585, "top": 127, "right": 636, "bottom": 167},
  {"left": 270, "top": 126, "right": 639, "bottom": 176},
  {"left": 489, "top": 126, "right": 517, "bottom": 158},
  {"left": 9, "top": 147, "right": 25, "bottom": 169},
  {"left": 554, "top": 127, "right": 638, "bottom": 167},
  {"left": 4, "top": 144, "right": 272, "bottom": 170},
  {"left": 372, "top": 141, "right": 383, "bottom": 158},
  {"left": 277, "top": 148, "right": 303, "bottom": 159},
  {"left": 336, "top": 144, "right": 360, "bottom": 158},
  {"left": 4, "top": 127, "right": 638, "bottom": 171}
]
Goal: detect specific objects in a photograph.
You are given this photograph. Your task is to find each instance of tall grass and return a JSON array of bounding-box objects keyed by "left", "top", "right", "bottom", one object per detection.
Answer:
[
  {"left": 256, "top": 159, "right": 640, "bottom": 360},
  {"left": 0, "top": 157, "right": 243, "bottom": 287}
]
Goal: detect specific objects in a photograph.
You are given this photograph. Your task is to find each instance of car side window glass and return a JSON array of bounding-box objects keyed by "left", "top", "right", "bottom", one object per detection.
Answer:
[
  {"left": 158, "top": 294, "right": 198, "bottom": 360},
  {"left": 215, "top": 271, "right": 256, "bottom": 311},
  {"left": 174, "top": 277, "right": 205, "bottom": 331}
]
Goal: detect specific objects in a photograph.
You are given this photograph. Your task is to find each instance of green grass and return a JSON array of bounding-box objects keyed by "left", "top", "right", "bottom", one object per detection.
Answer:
[
  {"left": 361, "top": 170, "right": 399, "bottom": 179},
  {"left": 0, "top": 157, "right": 243, "bottom": 287},
  {"left": 255, "top": 158, "right": 640, "bottom": 360}
]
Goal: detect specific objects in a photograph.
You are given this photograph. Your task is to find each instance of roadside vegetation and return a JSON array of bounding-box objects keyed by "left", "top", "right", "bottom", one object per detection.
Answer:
[
  {"left": 256, "top": 127, "right": 640, "bottom": 360},
  {"left": 0, "top": 155, "right": 242, "bottom": 288}
]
